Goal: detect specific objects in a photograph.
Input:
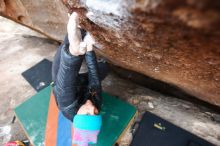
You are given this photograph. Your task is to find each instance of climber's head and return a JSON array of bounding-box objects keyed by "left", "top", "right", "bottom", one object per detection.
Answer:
[
  {"left": 73, "top": 100, "right": 102, "bottom": 145},
  {"left": 77, "top": 100, "right": 99, "bottom": 115}
]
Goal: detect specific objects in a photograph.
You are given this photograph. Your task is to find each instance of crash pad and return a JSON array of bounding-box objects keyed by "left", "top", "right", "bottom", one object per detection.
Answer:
[
  {"left": 14, "top": 86, "right": 137, "bottom": 146},
  {"left": 130, "top": 111, "right": 214, "bottom": 146},
  {"left": 21, "top": 59, "right": 52, "bottom": 92}
]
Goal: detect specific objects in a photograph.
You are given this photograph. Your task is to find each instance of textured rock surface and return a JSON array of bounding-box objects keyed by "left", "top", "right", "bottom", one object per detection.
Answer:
[
  {"left": 0, "top": 0, "right": 220, "bottom": 107},
  {"left": 64, "top": 0, "right": 220, "bottom": 107},
  {"left": 0, "top": 0, "right": 68, "bottom": 41}
]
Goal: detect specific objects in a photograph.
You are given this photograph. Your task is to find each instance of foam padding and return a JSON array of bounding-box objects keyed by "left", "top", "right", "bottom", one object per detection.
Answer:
[
  {"left": 130, "top": 111, "right": 214, "bottom": 146},
  {"left": 21, "top": 59, "right": 52, "bottom": 92}
]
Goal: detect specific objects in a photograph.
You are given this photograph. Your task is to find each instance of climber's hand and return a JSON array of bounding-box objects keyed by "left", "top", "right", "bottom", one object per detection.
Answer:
[
  {"left": 67, "top": 12, "right": 87, "bottom": 56},
  {"left": 84, "top": 32, "right": 95, "bottom": 52}
]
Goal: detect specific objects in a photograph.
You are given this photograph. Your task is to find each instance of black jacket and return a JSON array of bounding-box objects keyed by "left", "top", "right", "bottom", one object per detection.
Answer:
[{"left": 52, "top": 34, "right": 102, "bottom": 121}]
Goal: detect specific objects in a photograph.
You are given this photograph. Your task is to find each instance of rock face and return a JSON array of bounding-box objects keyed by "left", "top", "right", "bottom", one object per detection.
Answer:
[
  {"left": 1, "top": 0, "right": 220, "bottom": 107},
  {"left": 0, "top": 0, "right": 68, "bottom": 41}
]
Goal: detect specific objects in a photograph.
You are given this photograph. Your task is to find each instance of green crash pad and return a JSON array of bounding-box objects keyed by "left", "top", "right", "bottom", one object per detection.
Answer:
[{"left": 15, "top": 86, "right": 137, "bottom": 146}]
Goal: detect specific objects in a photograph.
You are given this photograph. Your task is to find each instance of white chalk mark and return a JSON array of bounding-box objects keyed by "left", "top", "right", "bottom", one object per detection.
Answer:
[{"left": 0, "top": 125, "right": 12, "bottom": 143}]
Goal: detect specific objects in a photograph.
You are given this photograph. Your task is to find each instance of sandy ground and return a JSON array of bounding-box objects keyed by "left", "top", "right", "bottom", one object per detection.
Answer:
[{"left": 0, "top": 16, "right": 219, "bottom": 146}]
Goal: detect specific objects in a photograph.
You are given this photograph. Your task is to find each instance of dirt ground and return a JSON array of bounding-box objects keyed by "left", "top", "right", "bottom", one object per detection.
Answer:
[{"left": 0, "top": 16, "right": 219, "bottom": 146}]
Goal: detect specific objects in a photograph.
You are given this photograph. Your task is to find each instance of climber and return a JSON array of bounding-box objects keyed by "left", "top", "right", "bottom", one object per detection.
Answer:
[{"left": 51, "top": 12, "right": 108, "bottom": 145}]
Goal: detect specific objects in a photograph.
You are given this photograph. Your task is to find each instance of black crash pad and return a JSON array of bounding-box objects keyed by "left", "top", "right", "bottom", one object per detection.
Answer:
[
  {"left": 22, "top": 59, "right": 52, "bottom": 92},
  {"left": 130, "top": 111, "right": 214, "bottom": 146}
]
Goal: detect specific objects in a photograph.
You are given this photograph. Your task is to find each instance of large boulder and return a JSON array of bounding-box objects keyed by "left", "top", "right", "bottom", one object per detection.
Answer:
[
  {"left": 0, "top": 0, "right": 68, "bottom": 41},
  {"left": 0, "top": 0, "right": 220, "bottom": 107}
]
